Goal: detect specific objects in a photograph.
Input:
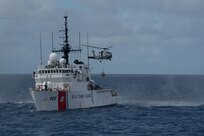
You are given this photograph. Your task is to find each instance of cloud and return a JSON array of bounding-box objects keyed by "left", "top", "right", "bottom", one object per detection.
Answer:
[
  {"left": 0, "top": 0, "right": 58, "bottom": 19},
  {"left": 71, "top": 0, "right": 204, "bottom": 44},
  {"left": 0, "top": 0, "right": 204, "bottom": 74}
]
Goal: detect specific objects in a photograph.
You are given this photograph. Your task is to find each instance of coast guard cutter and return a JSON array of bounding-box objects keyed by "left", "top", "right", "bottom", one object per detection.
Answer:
[{"left": 29, "top": 15, "right": 117, "bottom": 111}]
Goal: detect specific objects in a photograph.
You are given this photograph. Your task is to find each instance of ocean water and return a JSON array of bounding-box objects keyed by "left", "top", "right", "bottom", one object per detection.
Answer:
[{"left": 1, "top": 74, "right": 204, "bottom": 135}]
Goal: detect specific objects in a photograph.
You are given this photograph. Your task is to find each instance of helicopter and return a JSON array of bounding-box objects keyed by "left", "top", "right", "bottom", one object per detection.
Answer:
[{"left": 82, "top": 44, "right": 113, "bottom": 62}]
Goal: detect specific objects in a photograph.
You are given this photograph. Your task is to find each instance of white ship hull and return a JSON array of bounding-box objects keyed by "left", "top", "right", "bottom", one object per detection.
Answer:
[{"left": 30, "top": 89, "right": 117, "bottom": 111}]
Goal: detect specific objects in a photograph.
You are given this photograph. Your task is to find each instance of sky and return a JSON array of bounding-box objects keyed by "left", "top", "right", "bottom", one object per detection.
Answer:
[{"left": 0, "top": 0, "right": 204, "bottom": 74}]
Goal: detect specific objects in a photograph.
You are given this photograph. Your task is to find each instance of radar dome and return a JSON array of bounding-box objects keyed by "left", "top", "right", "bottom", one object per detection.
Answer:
[
  {"left": 48, "top": 60, "right": 53, "bottom": 66},
  {"left": 60, "top": 58, "right": 66, "bottom": 66},
  {"left": 49, "top": 53, "right": 57, "bottom": 63}
]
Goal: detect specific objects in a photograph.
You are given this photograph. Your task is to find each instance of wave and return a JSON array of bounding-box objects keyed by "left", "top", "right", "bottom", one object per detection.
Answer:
[
  {"left": 0, "top": 101, "right": 34, "bottom": 104},
  {"left": 118, "top": 100, "right": 204, "bottom": 107}
]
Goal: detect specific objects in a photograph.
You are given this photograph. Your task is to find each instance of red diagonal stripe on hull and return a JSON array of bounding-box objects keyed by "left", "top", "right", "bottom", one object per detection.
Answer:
[{"left": 58, "top": 91, "right": 66, "bottom": 111}]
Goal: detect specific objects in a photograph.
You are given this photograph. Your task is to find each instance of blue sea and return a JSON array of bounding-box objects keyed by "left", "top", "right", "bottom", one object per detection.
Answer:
[{"left": 1, "top": 74, "right": 204, "bottom": 136}]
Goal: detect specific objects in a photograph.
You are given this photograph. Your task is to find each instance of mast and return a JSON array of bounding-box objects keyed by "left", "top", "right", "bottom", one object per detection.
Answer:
[
  {"left": 53, "top": 14, "right": 81, "bottom": 65},
  {"left": 51, "top": 32, "right": 54, "bottom": 50},
  {"left": 63, "top": 15, "right": 70, "bottom": 65},
  {"left": 79, "top": 31, "right": 81, "bottom": 60},
  {"left": 52, "top": 15, "right": 70, "bottom": 65},
  {"left": 40, "top": 31, "right": 42, "bottom": 68}
]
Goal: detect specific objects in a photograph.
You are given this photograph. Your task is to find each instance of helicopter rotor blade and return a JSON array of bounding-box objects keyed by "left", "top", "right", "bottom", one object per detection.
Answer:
[
  {"left": 81, "top": 44, "right": 112, "bottom": 50},
  {"left": 81, "top": 44, "right": 102, "bottom": 49},
  {"left": 104, "top": 46, "right": 113, "bottom": 50}
]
